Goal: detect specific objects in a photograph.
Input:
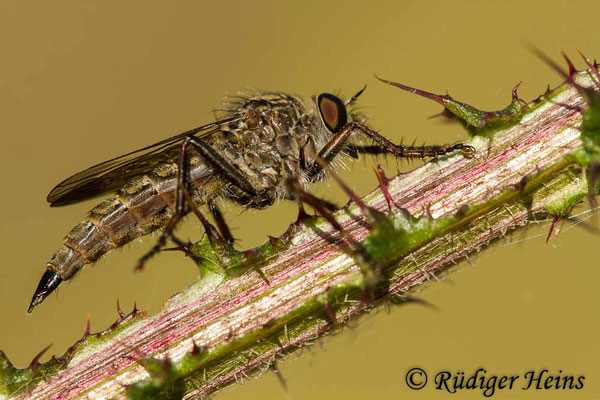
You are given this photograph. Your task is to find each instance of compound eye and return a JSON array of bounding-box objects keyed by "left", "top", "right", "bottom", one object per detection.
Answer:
[{"left": 317, "top": 93, "right": 348, "bottom": 133}]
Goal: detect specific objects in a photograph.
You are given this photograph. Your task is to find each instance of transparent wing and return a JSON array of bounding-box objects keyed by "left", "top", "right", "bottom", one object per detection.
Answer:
[{"left": 47, "top": 117, "right": 238, "bottom": 207}]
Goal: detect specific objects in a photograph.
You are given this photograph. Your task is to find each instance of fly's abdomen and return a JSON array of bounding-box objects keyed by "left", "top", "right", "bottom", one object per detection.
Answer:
[
  {"left": 51, "top": 168, "right": 177, "bottom": 279},
  {"left": 30, "top": 159, "right": 213, "bottom": 312},
  {"left": 30, "top": 164, "right": 178, "bottom": 311}
]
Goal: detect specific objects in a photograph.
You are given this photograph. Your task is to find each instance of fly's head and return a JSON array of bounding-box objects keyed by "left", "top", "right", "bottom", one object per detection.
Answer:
[
  {"left": 316, "top": 93, "right": 348, "bottom": 133},
  {"left": 299, "top": 87, "right": 368, "bottom": 168},
  {"left": 310, "top": 85, "right": 368, "bottom": 143}
]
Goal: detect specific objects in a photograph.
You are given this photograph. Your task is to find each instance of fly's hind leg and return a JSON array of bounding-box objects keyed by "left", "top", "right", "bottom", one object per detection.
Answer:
[
  {"left": 137, "top": 134, "right": 274, "bottom": 269},
  {"left": 136, "top": 136, "right": 248, "bottom": 269},
  {"left": 208, "top": 199, "right": 235, "bottom": 245},
  {"left": 135, "top": 138, "right": 195, "bottom": 271}
]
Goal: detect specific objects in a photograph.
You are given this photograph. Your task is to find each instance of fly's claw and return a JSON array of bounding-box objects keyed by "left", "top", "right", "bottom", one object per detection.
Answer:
[
  {"left": 425, "top": 143, "right": 476, "bottom": 157},
  {"left": 386, "top": 295, "right": 439, "bottom": 311},
  {"left": 134, "top": 260, "right": 146, "bottom": 273},
  {"left": 450, "top": 143, "right": 476, "bottom": 157}
]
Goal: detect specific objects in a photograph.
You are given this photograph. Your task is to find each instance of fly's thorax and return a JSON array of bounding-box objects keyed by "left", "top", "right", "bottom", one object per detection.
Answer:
[
  {"left": 212, "top": 90, "right": 357, "bottom": 204},
  {"left": 210, "top": 93, "right": 311, "bottom": 197}
]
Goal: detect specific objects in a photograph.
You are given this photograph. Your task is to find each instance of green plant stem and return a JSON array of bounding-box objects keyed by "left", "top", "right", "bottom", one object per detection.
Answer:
[{"left": 5, "top": 73, "right": 594, "bottom": 400}]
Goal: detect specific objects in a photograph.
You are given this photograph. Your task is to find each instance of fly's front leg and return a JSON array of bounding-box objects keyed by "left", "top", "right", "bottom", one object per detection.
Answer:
[
  {"left": 308, "top": 122, "right": 474, "bottom": 180},
  {"left": 347, "top": 142, "right": 474, "bottom": 158}
]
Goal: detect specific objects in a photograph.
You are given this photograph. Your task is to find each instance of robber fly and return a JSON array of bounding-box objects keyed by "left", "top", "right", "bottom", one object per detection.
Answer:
[{"left": 28, "top": 84, "right": 474, "bottom": 313}]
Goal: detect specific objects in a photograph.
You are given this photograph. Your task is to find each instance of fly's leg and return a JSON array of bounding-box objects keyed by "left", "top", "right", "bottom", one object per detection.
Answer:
[
  {"left": 285, "top": 176, "right": 384, "bottom": 303},
  {"left": 208, "top": 199, "right": 235, "bottom": 245},
  {"left": 138, "top": 135, "right": 274, "bottom": 269},
  {"left": 285, "top": 177, "right": 353, "bottom": 246},
  {"left": 186, "top": 136, "right": 276, "bottom": 207},
  {"left": 136, "top": 138, "right": 194, "bottom": 271},
  {"left": 307, "top": 122, "right": 475, "bottom": 180},
  {"left": 186, "top": 136, "right": 279, "bottom": 279},
  {"left": 312, "top": 158, "right": 389, "bottom": 299},
  {"left": 161, "top": 187, "right": 223, "bottom": 256},
  {"left": 283, "top": 184, "right": 339, "bottom": 239},
  {"left": 187, "top": 137, "right": 265, "bottom": 200},
  {"left": 184, "top": 136, "right": 275, "bottom": 246},
  {"left": 314, "top": 156, "right": 388, "bottom": 226},
  {"left": 346, "top": 144, "right": 472, "bottom": 157},
  {"left": 180, "top": 186, "right": 223, "bottom": 246}
]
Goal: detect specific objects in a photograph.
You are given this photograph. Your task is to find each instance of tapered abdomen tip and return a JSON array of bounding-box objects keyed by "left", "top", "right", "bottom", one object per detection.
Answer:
[{"left": 28, "top": 270, "right": 62, "bottom": 313}]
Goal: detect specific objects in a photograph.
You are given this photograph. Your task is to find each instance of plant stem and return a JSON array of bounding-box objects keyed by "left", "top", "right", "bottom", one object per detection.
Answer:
[{"left": 5, "top": 73, "right": 594, "bottom": 400}]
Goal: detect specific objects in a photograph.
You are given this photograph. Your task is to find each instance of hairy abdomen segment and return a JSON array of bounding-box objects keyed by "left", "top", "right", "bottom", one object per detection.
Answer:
[{"left": 28, "top": 161, "right": 212, "bottom": 312}]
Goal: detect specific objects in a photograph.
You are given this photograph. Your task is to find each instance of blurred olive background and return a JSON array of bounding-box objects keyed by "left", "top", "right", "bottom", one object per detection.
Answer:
[{"left": 1, "top": 1, "right": 599, "bottom": 399}]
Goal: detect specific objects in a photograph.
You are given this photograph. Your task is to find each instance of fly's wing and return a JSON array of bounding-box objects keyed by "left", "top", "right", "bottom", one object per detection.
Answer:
[{"left": 47, "top": 117, "right": 239, "bottom": 207}]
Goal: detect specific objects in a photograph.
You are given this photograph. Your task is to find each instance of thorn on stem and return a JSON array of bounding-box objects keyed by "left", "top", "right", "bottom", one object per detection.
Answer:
[
  {"left": 373, "top": 164, "right": 395, "bottom": 213},
  {"left": 576, "top": 48, "right": 600, "bottom": 88},
  {"left": 84, "top": 312, "right": 91, "bottom": 337},
  {"left": 322, "top": 301, "right": 339, "bottom": 328},
  {"left": 562, "top": 51, "right": 578, "bottom": 77},
  {"left": 546, "top": 215, "right": 561, "bottom": 244},
  {"left": 117, "top": 299, "right": 125, "bottom": 319},
  {"left": 30, "top": 344, "right": 52, "bottom": 371},
  {"left": 512, "top": 81, "right": 522, "bottom": 101},
  {"left": 375, "top": 75, "right": 447, "bottom": 105},
  {"left": 527, "top": 44, "right": 587, "bottom": 94},
  {"left": 511, "top": 81, "right": 528, "bottom": 107},
  {"left": 191, "top": 340, "right": 207, "bottom": 356}
]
